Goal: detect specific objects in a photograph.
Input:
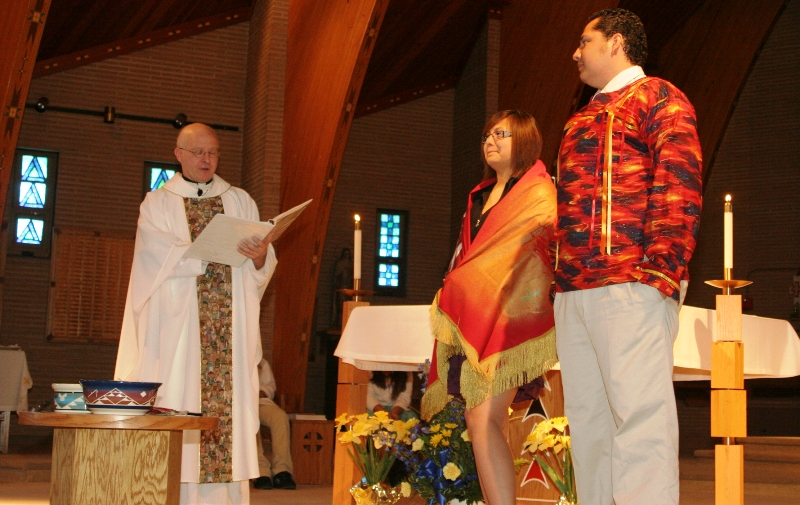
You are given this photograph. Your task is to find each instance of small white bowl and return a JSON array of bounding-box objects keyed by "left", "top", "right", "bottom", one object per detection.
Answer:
[{"left": 52, "top": 383, "right": 89, "bottom": 413}]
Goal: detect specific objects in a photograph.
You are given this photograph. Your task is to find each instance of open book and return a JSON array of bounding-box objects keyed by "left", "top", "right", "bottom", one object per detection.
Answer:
[{"left": 183, "top": 199, "right": 311, "bottom": 267}]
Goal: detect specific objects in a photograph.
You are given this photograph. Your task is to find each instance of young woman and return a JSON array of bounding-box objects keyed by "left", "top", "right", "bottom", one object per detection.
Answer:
[{"left": 421, "top": 110, "right": 558, "bottom": 505}]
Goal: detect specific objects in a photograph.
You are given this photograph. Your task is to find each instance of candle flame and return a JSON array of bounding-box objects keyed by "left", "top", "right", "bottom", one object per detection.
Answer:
[
  {"left": 725, "top": 194, "right": 731, "bottom": 202},
  {"left": 354, "top": 214, "right": 361, "bottom": 222}
]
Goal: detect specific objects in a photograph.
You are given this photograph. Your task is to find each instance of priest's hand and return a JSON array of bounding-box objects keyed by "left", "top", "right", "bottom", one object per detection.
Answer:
[{"left": 237, "top": 229, "right": 275, "bottom": 270}]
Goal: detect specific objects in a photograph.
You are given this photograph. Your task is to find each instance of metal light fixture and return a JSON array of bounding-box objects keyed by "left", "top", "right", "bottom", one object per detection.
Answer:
[
  {"left": 173, "top": 113, "right": 187, "bottom": 129},
  {"left": 35, "top": 97, "right": 49, "bottom": 113}
]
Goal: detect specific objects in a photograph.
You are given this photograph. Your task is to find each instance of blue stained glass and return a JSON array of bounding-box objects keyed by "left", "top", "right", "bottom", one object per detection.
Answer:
[
  {"left": 16, "top": 218, "right": 44, "bottom": 244},
  {"left": 377, "top": 262, "right": 401, "bottom": 287},
  {"left": 393, "top": 216, "right": 400, "bottom": 223},
  {"left": 21, "top": 155, "right": 47, "bottom": 182},
  {"left": 19, "top": 182, "right": 46, "bottom": 208},
  {"left": 391, "top": 265, "right": 399, "bottom": 273},
  {"left": 381, "top": 214, "right": 389, "bottom": 222},
  {"left": 381, "top": 227, "right": 388, "bottom": 235},
  {"left": 379, "top": 264, "right": 387, "bottom": 272},
  {"left": 150, "top": 168, "right": 176, "bottom": 191},
  {"left": 392, "top": 251, "right": 399, "bottom": 258},
  {"left": 380, "top": 236, "right": 388, "bottom": 243}
]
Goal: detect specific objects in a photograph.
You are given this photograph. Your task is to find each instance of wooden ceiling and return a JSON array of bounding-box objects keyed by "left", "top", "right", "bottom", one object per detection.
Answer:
[{"left": 35, "top": 0, "right": 706, "bottom": 115}]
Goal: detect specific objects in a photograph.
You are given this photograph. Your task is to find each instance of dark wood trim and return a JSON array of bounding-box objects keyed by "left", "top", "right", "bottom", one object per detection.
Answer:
[{"left": 33, "top": 7, "right": 251, "bottom": 78}]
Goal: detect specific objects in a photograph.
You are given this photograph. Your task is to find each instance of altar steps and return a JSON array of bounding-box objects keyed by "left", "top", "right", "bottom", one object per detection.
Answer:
[
  {"left": 680, "top": 437, "right": 800, "bottom": 485},
  {"left": 0, "top": 454, "right": 50, "bottom": 483}
]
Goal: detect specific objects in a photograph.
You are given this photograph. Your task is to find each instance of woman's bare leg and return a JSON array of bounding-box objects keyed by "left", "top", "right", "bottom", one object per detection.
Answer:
[{"left": 464, "top": 388, "right": 518, "bottom": 505}]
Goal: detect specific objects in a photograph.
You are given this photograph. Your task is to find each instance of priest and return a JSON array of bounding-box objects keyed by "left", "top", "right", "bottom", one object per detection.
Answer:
[{"left": 115, "top": 123, "right": 277, "bottom": 505}]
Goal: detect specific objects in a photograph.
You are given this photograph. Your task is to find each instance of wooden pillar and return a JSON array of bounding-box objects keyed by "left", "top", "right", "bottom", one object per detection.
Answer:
[
  {"left": 332, "top": 300, "right": 370, "bottom": 505},
  {"left": 710, "top": 294, "right": 745, "bottom": 505}
]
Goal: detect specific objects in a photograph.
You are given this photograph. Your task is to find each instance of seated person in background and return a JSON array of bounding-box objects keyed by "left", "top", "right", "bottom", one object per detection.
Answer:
[
  {"left": 253, "top": 359, "right": 296, "bottom": 490},
  {"left": 367, "top": 371, "right": 417, "bottom": 421}
]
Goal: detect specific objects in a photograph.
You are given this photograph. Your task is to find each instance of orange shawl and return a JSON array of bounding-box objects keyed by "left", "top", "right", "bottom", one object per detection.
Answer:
[{"left": 422, "top": 161, "right": 558, "bottom": 418}]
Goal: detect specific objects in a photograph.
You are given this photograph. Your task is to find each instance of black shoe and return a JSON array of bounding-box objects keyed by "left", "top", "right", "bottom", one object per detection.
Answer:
[
  {"left": 272, "top": 471, "right": 296, "bottom": 489},
  {"left": 253, "top": 476, "right": 272, "bottom": 490}
]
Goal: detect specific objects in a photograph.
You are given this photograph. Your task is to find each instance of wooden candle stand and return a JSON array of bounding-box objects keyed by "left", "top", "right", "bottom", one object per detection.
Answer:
[{"left": 705, "top": 275, "right": 751, "bottom": 505}]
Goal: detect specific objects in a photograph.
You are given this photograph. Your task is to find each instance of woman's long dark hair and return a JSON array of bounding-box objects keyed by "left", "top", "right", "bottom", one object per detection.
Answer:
[{"left": 370, "top": 371, "right": 409, "bottom": 401}]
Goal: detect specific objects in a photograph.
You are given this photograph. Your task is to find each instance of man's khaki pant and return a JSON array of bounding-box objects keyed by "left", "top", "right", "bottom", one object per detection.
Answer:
[
  {"left": 554, "top": 282, "right": 680, "bottom": 505},
  {"left": 255, "top": 402, "right": 293, "bottom": 477}
]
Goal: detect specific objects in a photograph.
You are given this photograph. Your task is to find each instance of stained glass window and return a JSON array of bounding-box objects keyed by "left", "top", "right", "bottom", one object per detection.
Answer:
[
  {"left": 374, "top": 209, "right": 408, "bottom": 296},
  {"left": 16, "top": 218, "right": 45, "bottom": 244},
  {"left": 9, "top": 149, "right": 58, "bottom": 257},
  {"left": 143, "top": 161, "right": 180, "bottom": 196},
  {"left": 377, "top": 263, "right": 400, "bottom": 287}
]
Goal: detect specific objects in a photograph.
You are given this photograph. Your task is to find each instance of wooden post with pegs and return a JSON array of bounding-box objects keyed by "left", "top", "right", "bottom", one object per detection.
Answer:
[
  {"left": 705, "top": 269, "right": 751, "bottom": 504},
  {"left": 331, "top": 285, "right": 374, "bottom": 505}
]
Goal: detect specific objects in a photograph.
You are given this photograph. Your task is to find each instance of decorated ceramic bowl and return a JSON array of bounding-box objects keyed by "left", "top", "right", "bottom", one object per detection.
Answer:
[
  {"left": 80, "top": 380, "right": 162, "bottom": 415},
  {"left": 52, "top": 383, "right": 89, "bottom": 413}
]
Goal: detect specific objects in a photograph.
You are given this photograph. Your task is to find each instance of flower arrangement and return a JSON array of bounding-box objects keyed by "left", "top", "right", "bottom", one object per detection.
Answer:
[
  {"left": 335, "top": 410, "right": 414, "bottom": 485},
  {"left": 522, "top": 416, "right": 577, "bottom": 505},
  {"left": 394, "top": 398, "right": 483, "bottom": 505}
]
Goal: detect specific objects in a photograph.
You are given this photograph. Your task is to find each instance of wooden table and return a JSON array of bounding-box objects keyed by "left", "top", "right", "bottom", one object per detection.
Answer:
[{"left": 19, "top": 411, "right": 218, "bottom": 505}]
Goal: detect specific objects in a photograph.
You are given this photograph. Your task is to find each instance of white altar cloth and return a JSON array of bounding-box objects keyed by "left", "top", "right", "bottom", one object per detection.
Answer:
[
  {"left": 334, "top": 305, "right": 800, "bottom": 381},
  {"left": 0, "top": 346, "right": 32, "bottom": 412}
]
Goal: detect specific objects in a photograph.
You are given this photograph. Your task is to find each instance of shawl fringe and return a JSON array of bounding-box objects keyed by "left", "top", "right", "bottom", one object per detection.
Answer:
[{"left": 421, "top": 294, "right": 558, "bottom": 420}]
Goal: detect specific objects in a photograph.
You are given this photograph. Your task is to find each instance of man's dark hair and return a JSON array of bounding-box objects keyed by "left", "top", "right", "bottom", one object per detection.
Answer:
[{"left": 588, "top": 8, "right": 648, "bottom": 67}]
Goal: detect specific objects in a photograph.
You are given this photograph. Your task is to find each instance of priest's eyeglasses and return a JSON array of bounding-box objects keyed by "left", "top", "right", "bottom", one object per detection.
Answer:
[
  {"left": 178, "top": 147, "right": 221, "bottom": 158},
  {"left": 482, "top": 131, "right": 512, "bottom": 143}
]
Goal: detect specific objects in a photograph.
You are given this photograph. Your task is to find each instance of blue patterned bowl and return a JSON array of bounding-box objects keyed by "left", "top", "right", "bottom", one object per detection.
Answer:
[
  {"left": 52, "top": 383, "right": 89, "bottom": 413},
  {"left": 80, "top": 380, "right": 162, "bottom": 416}
]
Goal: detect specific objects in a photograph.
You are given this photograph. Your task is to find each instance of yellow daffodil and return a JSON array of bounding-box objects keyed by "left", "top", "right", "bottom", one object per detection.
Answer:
[
  {"left": 429, "top": 424, "right": 440, "bottom": 433},
  {"left": 550, "top": 417, "right": 568, "bottom": 432},
  {"left": 441, "top": 439, "right": 450, "bottom": 446},
  {"left": 412, "top": 438, "right": 425, "bottom": 451},
  {"left": 461, "top": 429, "right": 471, "bottom": 442},
  {"left": 442, "top": 462, "right": 461, "bottom": 480},
  {"left": 400, "top": 482, "right": 412, "bottom": 498},
  {"left": 441, "top": 429, "right": 452, "bottom": 438},
  {"left": 334, "top": 413, "right": 352, "bottom": 427},
  {"left": 444, "top": 423, "right": 458, "bottom": 429},
  {"left": 430, "top": 433, "right": 443, "bottom": 447}
]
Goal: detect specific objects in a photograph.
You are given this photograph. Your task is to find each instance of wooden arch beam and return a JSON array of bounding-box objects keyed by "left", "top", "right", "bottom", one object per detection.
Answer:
[
  {"left": 0, "top": 0, "right": 52, "bottom": 221},
  {"left": 272, "top": 0, "right": 389, "bottom": 411}
]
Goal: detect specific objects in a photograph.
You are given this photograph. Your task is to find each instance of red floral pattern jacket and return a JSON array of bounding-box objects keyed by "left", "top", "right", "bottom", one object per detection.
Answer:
[{"left": 556, "top": 77, "right": 702, "bottom": 300}]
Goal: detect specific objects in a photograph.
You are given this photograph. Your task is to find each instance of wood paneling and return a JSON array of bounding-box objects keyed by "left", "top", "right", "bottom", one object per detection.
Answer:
[
  {"left": 657, "top": 0, "right": 787, "bottom": 184},
  {"left": 47, "top": 228, "right": 134, "bottom": 345},
  {"left": 274, "top": 0, "right": 389, "bottom": 410},
  {"left": 0, "top": 0, "right": 52, "bottom": 230},
  {"left": 498, "top": 0, "right": 616, "bottom": 171}
]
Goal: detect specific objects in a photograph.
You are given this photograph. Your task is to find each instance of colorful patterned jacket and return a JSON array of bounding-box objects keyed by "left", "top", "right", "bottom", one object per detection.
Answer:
[{"left": 556, "top": 76, "right": 702, "bottom": 300}]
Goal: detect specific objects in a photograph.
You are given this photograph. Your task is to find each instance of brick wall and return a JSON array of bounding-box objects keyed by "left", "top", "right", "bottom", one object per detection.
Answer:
[
  {"left": 307, "top": 91, "right": 454, "bottom": 413},
  {"left": 450, "top": 20, "right": 495, "bottom": 251},
  {"left": 242, "top": 0, "right": 289, "bottom": 363},
  {"left": 2, "top": 24, "right": 251, "bottom": 436}
]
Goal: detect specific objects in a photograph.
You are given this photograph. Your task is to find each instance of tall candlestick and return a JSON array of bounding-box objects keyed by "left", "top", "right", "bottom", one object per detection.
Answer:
[
  {"left": 724, "top": 195, "right": 733, "bottom": 276},
  {"left": 354, "top": 214, "right": 362, "bottom": 281}
]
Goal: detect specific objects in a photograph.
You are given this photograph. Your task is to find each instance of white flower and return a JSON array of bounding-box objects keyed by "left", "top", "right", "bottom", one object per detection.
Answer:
[{"left": 400, "top": 482, "right": 412, "bottom": 497}]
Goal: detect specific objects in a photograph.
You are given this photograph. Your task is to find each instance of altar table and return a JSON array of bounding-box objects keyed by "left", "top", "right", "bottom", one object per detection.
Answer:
[
  {"left": 0, "top": 346, "right": 32, "bottom": 453},
  {"left": 335, "top": 304, "right": 800, "bottom": 380},
  {"left": 19, "top": 412, "right": 218, "bottom": 505}
]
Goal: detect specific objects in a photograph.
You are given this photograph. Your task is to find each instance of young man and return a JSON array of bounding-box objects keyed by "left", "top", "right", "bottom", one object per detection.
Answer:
[{"left": 555, "top": 9, "right": 702, "bottom": 505}]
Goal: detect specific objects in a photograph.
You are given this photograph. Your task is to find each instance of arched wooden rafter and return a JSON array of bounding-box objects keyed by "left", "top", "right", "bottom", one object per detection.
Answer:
[{"left": 272, "top": 0, "right": 389, "bottom": 411}]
